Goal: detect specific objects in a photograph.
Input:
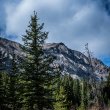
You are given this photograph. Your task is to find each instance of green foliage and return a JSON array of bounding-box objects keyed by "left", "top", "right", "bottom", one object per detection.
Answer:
[
  {"left": 82, "top": 80, "right": 89, "bottom": 110},
  {"left": 53, "top": 75, "right": 82, "bottom": 110},
  {"left": 78, "top": 80, "right": 89, "bottom": 110},
  {"left": 73, "top": 79, "right": 81, "bottom": 107},
  {"left": 103, "top": 70, "right": 110, "bottom": 106},
  {"left": 0, "top": 12, "right": 110, "bottom": 110},
  {"left": 54, "top": 85, "right": 68, "bottom": 110},
  {"left": 107, "top": 71, "right": 110, "bottom": 87},
  {"left": 21, "top": 11, "right": 59, "bottom": 110},
  {"left": 5, "top": 52, "right": 21, "bottom": 110},
  {"left": 0, "top": 71, "right": 6, "bottom": 109}
]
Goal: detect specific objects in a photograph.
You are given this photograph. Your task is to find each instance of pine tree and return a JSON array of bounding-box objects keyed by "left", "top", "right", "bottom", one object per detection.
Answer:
[
  {"left": 73, "top": 79, "right": 81, "bottom": 109},
  {"left": 54, "top": 75, "right": 82, "bottom": 110},
  {"left": 6, "top": 52, "right": 20, "bottom": 110},
  {"left": 53, "top": 75, "right": 69, "bottom": 110},
  {"left": 21, "top": 11, "right": 59, "bottom": 110},
  {"left": 54, "top": 84, "right": 68, "bottom": 110},
  {"left": 103, "top": 70, "right": 110, "bottom": 105},
  {"left": 0, "top": 48, "right": 9, "bottom": 109},
  {"left": 0, "top": 71, "right": 5, "bottom": 109},
  {"left": 107, "top": 71, "right": 110, "bottom": 87},
  {"left": 79, "top": 80, "right": 89, "bottom": 110}
]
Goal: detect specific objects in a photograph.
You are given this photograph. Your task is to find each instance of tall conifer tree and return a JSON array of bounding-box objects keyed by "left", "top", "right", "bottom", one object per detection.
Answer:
[{"left": 22, "top": 11, "right": 59, "bottom": 110}]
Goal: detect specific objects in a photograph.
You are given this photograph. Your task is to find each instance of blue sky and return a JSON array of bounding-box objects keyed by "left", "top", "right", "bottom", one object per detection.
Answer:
[
  {"left": 0, "top": 0, "right": 110, "bottom": 66},
  {"left": 100, "top": 56, "right": 110, "bottom": 66}
]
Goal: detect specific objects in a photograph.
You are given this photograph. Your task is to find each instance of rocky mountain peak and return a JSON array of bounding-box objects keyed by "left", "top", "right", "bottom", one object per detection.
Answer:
[{"left": 0, "top": 37, "right": 109, "bottom": 80}]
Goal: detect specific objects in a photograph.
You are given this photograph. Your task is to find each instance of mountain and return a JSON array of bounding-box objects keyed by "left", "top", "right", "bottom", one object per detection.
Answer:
[
  {"left": 43, "top": 43, "right": 109, "bottom": 80},
  {"left": 0, "top": 37, "right": 24, "bottom": 71},
  {"left": 0, "top": 37, "right": 109, "bottom": 80}
]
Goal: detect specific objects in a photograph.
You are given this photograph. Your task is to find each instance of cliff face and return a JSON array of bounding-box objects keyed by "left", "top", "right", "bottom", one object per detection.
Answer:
[
  {"left": 0, "top": 37, "right": 109, "bottom": 80},
  {"left": 43, "top": 43, "right": 108, "bottom": 80},
  {"left": 0, "top": 37, "right": 24, "bottom": 70}
]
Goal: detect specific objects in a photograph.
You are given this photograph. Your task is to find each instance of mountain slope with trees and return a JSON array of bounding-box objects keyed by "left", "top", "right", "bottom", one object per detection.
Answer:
[
  {"left": 0, "top": 38, "right": 109, "bottom": 80},
  {"left": 0, "top": 12, "right": 110, "bottom": 110}
]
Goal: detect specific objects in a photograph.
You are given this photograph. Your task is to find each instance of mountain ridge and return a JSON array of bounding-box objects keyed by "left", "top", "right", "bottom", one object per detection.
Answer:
[{"left": 0, "top": 37, "right": 109, "bottom": 80}]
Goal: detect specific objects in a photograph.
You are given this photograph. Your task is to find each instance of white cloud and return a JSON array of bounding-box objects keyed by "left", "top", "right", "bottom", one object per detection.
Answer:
[
  {"left": 1, "top": 0, "right": 110, "bottom": 58},
  {"left": 6, "top": 0, "right": 65, "bottom": 35}
]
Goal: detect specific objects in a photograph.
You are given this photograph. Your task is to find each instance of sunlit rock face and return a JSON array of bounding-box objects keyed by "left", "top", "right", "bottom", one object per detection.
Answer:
[
  {"left": 43, "top": 42, "right": 109, "bottom": 80},
  {"left": 0, "top": 37, "right": 109, "bottom": 80},
  {"left": 0, "top": 37, "right": 24, "bottom": 71}
]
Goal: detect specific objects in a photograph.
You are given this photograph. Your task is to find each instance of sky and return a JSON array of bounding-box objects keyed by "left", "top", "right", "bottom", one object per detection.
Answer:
[{"left": 0, "top": 0, "right": 110, "bottom": 66}]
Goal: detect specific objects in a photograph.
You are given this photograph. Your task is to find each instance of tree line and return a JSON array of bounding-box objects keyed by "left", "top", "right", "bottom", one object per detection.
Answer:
[{"left": 0, "top": 12, "right": 110, "bottom": 110}]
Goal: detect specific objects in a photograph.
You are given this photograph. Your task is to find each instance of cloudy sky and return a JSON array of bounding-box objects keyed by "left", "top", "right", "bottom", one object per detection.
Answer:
[{"left": 0, "top": 0, "right": 110, "bottom": 66}]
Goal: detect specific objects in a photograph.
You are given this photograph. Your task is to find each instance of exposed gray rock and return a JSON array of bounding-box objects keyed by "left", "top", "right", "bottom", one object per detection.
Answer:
[{"left": 0, "top": 37, "right": 109, "bottom": 80}]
